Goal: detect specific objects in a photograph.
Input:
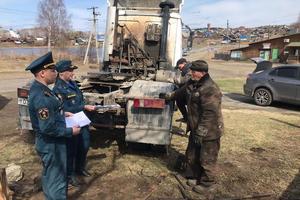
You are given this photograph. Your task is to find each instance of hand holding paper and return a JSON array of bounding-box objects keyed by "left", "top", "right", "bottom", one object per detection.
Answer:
[{"left": 65, "top": 111, "right": 91, "bottom": 128}]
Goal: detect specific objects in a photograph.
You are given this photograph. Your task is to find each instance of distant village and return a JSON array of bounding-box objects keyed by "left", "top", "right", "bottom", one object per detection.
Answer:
[
  {"left": 0, "top": 27, "right": 103, "bottom": 46},
  {"left": 1, "top": 23, "right": 300, "bottom": 63},
  {"left": 0, "top": 24, "right": 296, "bottom": 45},
  {"left": 188, "top": 23, "right": 300, "bottom": 63},
  {"left": 194, "top": 24, "right": 295, "bottom": 42}
]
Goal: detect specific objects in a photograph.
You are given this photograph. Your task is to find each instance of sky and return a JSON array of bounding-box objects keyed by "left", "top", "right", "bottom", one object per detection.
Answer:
[{"left": 0, "top": 0, "right": 299, "bottom": 32}]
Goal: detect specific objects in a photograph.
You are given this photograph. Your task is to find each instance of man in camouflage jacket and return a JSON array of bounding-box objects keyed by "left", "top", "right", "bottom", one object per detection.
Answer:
[{"left": 162, "top": 60, "right": 223, "bottom": 191}]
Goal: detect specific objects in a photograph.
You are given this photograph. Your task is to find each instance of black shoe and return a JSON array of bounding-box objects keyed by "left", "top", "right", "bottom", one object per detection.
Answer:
[
  {"left": 77, "top": 169, "right": 91, "bottom": 177},
  {"left": 175, "top": 118, "right": 187, "bottom": 123},
  {"left": 68, "top": 176, "right": 80, "bottom": 187}
]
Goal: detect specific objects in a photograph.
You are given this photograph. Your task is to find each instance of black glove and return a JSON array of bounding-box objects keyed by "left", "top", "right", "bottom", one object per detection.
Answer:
[
  {"left": 194, "top": 126, "right": 208, "bottom": 145},
  {"left": 194, "top": 134, "right": 203, "bottom": 146},
  {"left": 159, "top": 92, "right": 172, "bottom": 100},
  {"left": 159, "top": 93, "right": 167, "bottom": 99}
]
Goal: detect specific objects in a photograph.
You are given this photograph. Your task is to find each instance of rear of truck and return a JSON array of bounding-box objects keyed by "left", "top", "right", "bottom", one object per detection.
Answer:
[
  {"left": 82, "top": 0, "right": 184, "bottom": 145},
  {"left": 17, "top": 0, "right": 184, "bottom": 147}
]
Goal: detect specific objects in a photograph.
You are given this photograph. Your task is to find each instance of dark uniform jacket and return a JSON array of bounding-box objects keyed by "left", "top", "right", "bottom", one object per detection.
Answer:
[
  {"left": 175, "top": 73, "right": 224, "bottom": 141},
  {"left": 53, "top": 77, "right": 90, "bottom": 176},
  {"left": 53, "top": 78, "right": 85, "bottom": 113},
  {"left": 28, "top": 80, "right": 73, "bottom": 153},
  {"left": 28, "top": 80, "right": 72, "bottom": 199}
]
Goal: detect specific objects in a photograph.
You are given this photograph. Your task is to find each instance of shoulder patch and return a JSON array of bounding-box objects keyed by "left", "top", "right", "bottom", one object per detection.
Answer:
[{"left": 38, "top": 108, "right": 49, "bottom": 120}]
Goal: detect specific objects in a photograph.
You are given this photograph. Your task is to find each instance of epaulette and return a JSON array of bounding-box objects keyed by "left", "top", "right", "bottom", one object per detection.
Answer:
[{"left": 67, "top": 94, "right": 76, "bottom": 98}]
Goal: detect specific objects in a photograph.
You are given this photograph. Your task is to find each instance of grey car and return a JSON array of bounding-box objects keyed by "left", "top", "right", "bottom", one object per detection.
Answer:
[{"left": 244, "top": 64, "right": 300, "bottom": 106}]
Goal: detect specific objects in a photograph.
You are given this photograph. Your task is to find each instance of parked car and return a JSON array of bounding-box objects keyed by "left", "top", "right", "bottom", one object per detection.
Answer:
[
  {"left": 244, "top": 64, "right": 300, "bottom": 106},
  {"left": 14, "top": 40, "right": 22, "bottom": 44}
]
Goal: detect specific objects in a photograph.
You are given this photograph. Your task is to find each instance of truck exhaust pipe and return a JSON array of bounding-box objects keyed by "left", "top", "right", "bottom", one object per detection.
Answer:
[{"left": 159, "top": 1, "right": 175, "bottom": 69}]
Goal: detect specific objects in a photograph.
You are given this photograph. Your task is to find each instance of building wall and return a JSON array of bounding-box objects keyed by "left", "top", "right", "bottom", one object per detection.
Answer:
[{"left": 232, "top": 33, "right": 300, "bottom": 60}]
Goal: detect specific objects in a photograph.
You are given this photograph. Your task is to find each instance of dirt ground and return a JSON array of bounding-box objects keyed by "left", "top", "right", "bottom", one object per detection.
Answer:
[{"left": 0, "top": 48, "right": 300, "bottom": 200}]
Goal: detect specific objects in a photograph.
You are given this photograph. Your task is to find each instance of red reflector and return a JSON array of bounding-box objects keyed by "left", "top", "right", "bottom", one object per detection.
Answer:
[
  {"left": 133, "top": 99, "right": 140, "bottom": 108},
  {"left": 133, "top": 98, "right": 165, "bottom": 109},
  {"left": 17, "top": 88, "right": 29, "bottom": 98}
]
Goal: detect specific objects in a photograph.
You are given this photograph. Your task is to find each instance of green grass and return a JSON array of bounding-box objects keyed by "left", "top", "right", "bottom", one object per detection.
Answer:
[
  {"left": 215, "top": 78, "right": 245, "bottom": 94},
  {"left": 217, "top": 109, "right": 300, "bottom": 198}
]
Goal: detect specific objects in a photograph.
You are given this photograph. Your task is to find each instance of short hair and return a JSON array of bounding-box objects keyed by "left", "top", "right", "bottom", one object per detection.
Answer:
[{"left": 176, "top": 58, "right": 187, "bottom": 67}]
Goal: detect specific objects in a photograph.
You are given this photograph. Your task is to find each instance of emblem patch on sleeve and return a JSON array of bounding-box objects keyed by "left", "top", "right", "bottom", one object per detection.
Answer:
[{"left": 38, "top": 108, "right": 49, "bottom": 120}]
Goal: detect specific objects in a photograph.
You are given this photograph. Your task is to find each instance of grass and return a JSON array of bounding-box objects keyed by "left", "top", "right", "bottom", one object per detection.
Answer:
[
  {"left": 216, "top": 109, "right": 300, "bottom": 198},
  {"left": 2, "top": 106, "right": 298, "bottom": 199},
  {"left": 169, "top": 107, "right": 300, "bottom": 199},
  {"left": 215, "top": 78, "right": 246, "bottom": 94}
]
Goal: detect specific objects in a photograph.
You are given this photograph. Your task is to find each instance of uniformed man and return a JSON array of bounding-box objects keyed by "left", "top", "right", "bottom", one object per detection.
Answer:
[
  {"left": 26, "top": 52, "right": 81, "bottom": 200},
  {"left": 161, "top": 60, "right": 223, "bottom": 193},
  {"left": 53, "top": 60, "right": 95, "bottom": 187}
]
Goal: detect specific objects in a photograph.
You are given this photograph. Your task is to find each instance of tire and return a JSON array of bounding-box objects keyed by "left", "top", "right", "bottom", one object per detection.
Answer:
[{"left": 253, "top": 88, "right": 272, "bottom": 106}]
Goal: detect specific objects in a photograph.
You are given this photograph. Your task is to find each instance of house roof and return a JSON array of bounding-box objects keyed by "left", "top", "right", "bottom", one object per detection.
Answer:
[
  {"left": 249, "top": 32, "right": 300, "bottom": 45},
  {"left": 230, "top": 46, "right": 249, "bottom": 51},
  {"left": 286, "top": 42, "right": 300, "bottom": 47}
]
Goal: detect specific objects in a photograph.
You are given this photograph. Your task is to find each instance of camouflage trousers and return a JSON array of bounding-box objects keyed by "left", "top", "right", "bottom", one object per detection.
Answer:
[{"left": 186, "top": 134, "right": 220, "bottom": 185}]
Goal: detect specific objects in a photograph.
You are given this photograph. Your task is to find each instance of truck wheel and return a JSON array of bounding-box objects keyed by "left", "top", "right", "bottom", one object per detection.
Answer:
[{"left": 254, "top": 88, "right": 272, "bottom": 106}]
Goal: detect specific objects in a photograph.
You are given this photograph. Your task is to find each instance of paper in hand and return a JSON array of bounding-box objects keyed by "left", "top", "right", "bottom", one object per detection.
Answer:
[{"left": 65, "top": 111, "right": 91, "bottom": 128}]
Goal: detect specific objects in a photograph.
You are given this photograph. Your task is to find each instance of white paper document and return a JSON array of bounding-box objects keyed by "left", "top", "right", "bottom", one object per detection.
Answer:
[{"left": 65, "top": 111, "right": 91, "bottom": 128}]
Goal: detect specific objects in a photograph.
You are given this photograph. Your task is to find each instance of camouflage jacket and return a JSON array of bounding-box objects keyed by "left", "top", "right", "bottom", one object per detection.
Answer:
[{"left": 175, "top": 73, "right": 224, "bottom": 140}]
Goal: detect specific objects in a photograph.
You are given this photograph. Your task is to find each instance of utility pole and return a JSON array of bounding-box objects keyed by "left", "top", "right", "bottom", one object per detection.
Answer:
[
  {"left": 226, "top": 19, "right": 229, "bottom": 41},
  {"left": 47, "top": 25, "right": 51, "bottom": 51},
  {"left": 84, "top": 7, "right": 100, "bottom": 65}
]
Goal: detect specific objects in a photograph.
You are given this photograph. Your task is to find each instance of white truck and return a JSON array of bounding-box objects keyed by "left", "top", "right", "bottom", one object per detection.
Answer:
[{"left": 18, "top": 0, "right": 184, "bottom": 148}]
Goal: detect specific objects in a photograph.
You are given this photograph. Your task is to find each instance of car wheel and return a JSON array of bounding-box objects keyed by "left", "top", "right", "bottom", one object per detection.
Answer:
[{"left": 254, "top": 88, "right": 272, "bottom": 106}]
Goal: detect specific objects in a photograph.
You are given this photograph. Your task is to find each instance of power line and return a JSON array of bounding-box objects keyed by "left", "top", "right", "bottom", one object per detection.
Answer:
[
  {"left": 0, "top": 11, "right": 35, "bottom": 17},
  {"left": 0, "top": 7, "right": 37, "bottom": 14}
]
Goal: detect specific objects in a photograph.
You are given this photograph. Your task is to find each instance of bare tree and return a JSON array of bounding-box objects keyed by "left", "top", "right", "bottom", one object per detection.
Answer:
[{"left": 37, "top": 0, "right": 72, "bottom": 50}]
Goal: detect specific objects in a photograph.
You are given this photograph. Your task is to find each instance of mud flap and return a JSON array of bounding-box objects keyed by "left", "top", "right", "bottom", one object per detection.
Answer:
[{"left": 125, "top": 80, "right": 175, "bottom": 145}]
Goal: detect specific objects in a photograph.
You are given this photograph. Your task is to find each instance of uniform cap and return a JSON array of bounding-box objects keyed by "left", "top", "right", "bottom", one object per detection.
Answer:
[
  {"left": 56, "top": 60, "right": 78, "bottom": 72},
  {"left": 25, "top": 52, "right": 56, "bottom": 73},
  {"left": 190, "top": 60, "right": 208, "bottom": 72}
]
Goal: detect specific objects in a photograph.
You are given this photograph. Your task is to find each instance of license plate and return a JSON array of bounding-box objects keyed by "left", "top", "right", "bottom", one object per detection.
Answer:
[{"left": 18, "top": 98, "right": 28, "bottom": 106}]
